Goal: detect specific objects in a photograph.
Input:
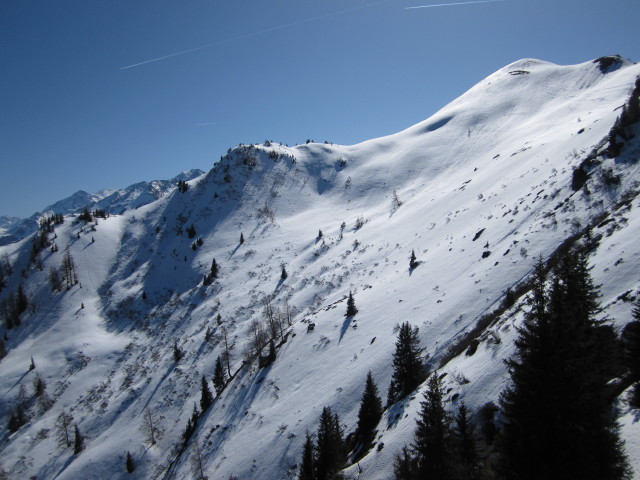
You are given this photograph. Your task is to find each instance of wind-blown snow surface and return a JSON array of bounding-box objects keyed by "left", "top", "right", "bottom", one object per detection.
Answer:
[{"left": 1, "top": 57, "right": 640, "bottom": 479}]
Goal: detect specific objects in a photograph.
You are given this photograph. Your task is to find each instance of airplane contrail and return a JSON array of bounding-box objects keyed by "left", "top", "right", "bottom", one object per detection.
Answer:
[
  {"left": 121, "top": 0, "right": 394, "bottom": 70},
  {"left": 406, "top": 0, "right": 505, "bottom": 9}
]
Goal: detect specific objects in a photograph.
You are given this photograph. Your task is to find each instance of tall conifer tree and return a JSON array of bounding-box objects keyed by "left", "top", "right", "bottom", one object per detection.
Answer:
[
  {"left": 315, "top": 407, "right": 345, "bottom": 480},
  {"left": 413, "top": 373, "right": 453, "bottom": 479},
  {"left": 387, "top": 322, "right": 424, "bottom": 405},
  {"left": 356, "top": 371, "right": 383, "bottom": 446},
  {"left": 499, "top": 252, "right": 630, "bottom": 480}
]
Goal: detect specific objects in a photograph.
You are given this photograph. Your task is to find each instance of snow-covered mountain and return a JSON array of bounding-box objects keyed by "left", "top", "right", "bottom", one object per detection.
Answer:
[
  {"left": 0, "top": 56, "right": 639, "bottom": 479},
  {"left": 0, "top": 169, "right": 204, "bottom": 246}
]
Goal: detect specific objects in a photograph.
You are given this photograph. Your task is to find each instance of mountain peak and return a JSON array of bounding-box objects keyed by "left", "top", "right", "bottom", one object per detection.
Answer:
[{"left": 1, "top": 58, "right": 639, "bottom": 479}]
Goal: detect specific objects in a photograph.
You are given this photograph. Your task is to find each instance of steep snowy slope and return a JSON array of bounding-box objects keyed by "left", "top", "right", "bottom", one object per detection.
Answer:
[{"left": 0, "top": 56, "right": 639, "bottom": 479}]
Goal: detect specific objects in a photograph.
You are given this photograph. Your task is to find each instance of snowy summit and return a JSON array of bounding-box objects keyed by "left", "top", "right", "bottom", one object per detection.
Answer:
[{"left": 0, "top": 56, "right": 640, "bottom": 479}]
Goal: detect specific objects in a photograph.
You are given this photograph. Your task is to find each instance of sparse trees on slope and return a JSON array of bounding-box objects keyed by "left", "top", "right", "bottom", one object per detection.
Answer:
[
  {"left": 387, "top": 322, "right": 425, "bottom": 405},
  {"left": 356, "top": 371, "right": 383, "bottom": 447},
  {"left": 499, "top": 252, "right": 631, "bottom": 480}
]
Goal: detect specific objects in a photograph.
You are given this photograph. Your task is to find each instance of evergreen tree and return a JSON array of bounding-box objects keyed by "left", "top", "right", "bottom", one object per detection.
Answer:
[
  {"left": 126, "top": 450, "right": 135, "bottom": 473},
  {"left": 173, "top": 340, "right": 183, "bottom": 362},
  {"left": 298, "top": 432, "right": 315, "bottom": 480},
  {"left": 7, "top": 399, "right": 28, "bottom": 433},
  {"left": 413, "top": 373, "right": 453, "bottom": 480},
  {"left": 213, "top": 355, "right": 227, "bottom": 395},
  {"left": 73, "top": 424, "right": 85, "bottom": 454},
  {"left": 78, "top": 207, "right": 92, "bottom": 222},
  {"left": 409, "top": 249, "right": 418, "bottom": 270},
  {"left": 622, "top": 301, "right": 640, "bottom": 407},
  {"left": 454, "top": 401, "right": 478, "bottom": 480},
  {"left": 16, "top": 284, "right": 28, "bottom": 316},
  {"left": 200, "top": 375, "right": 213, "bottom": 411},
  {"left": 499, "top": 252, "right": 631, "bottom": 480},
  {"left": 394, "top": 445, "right": 416, "bottom": 480},
  {"left": 345, "top": 291, "right": 358, "bottom": 317},
  {"left": 315, "top": 407, "right": 345, "bottom": 480},
  {"left": 356, "top": 371, "right": 383, "bottom": 446},
  {"left": 210, "top": 258, "right": 219, "bottom": 279},
  {"left": 387, "top": 322, "right": 425, "bottom": 405},
  {"left": 281, "top": 265, "right": 288, "bottom": 280},
  {"left": 239, "top": 232, "right": 244, "bottom": 245}
]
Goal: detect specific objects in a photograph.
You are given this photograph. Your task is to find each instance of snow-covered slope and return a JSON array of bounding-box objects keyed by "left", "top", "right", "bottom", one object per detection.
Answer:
[
  {"left": 0, "top": 169, "right": 204, "bottom": 246},
  {"left": 1, "top": 56, "right": 639, "bottom": 479}
]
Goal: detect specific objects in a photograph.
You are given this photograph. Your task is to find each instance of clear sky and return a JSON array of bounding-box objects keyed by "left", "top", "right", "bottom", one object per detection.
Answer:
[{"left": 1, "top": 0, "right": 639, "bottom": 218}]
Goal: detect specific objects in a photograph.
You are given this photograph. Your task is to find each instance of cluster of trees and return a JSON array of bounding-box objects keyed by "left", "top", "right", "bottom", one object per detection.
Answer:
[
  {"left": 48, "top": 251, "right": 78, "bottom": 292},
  {"left": 177, "top": 180, "right": 189, "bottom": 193},
  {"left": 202, "top": 259, "right": 218, "bottom": 286},
  {"left": 294, "top": 249, "right": 638, "bottom": 480},
  {"left": 392, "top": 250, "right": 635, "bottom": 479},
  {"left": 498, "top": 253, "right": 631, "bottom": 479},
  {"left": 0, "top": 283, "right": 28, "bottom": 329},
  {"left": 38, "top": 214, "right": 64, "bottom": 231},
  {"left": 6, "top": 379, "right": 85, "bottom": 457},
  {"left": 243, "top": 297, "right": 293, "bottom": 366},
  {"left": 393, "top": 374, "right": 480, "bottom": 479},
  {"left": 299, "top": 407, "right": 346, "bottom": 480},
  {"left": 78, "top": 207, "right": 93, "bottom": 222},
  {"left": 0, "top": 255, "right": 10, "bottom": 293},
  {"left": 608, "top": 76, "right": 640, "bottom": 157}
]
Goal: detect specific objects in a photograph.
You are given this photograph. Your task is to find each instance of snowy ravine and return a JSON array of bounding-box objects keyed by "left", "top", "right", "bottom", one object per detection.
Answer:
[{"left": 1, "top": 56, "right": 640, "bottom": 479}]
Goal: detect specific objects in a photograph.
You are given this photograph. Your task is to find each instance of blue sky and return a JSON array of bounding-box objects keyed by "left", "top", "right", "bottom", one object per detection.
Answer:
[{"left": 1, "top": 0, "right": 639, "bottom": 218}]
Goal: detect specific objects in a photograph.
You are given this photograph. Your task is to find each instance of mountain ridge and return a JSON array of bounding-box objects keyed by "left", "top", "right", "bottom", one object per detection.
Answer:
[
  {"left": 0, "top": 169, "right": 205, "bottom": 246},
  {"left": 0, "top": 57, "right": 639, "bottom": 479}
]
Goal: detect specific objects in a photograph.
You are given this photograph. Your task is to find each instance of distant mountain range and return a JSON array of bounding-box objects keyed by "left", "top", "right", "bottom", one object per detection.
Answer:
[{"left": 0, "top": 169, "right": 204, "bottom": 245}]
